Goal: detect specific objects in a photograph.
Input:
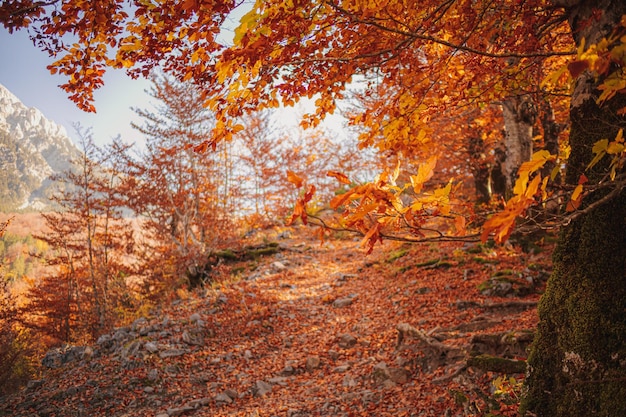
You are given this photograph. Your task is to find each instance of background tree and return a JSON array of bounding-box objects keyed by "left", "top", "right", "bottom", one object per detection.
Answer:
[
  {"left": 127, "top": 74, "right": 238, "bottom": 290},
  {"left": 27, "top": 129, "right": 136, "bottom": 344}
]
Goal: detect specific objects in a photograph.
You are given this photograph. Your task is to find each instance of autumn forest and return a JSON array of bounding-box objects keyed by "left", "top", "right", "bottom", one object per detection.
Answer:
[{"left": 1, "top": 1, "right": 626, "bottom": 416}]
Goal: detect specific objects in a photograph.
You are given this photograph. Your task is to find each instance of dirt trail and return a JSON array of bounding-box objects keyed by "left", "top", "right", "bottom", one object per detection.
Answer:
[{"left": 0, "top": 228, "right": 548, "bottom": 416}]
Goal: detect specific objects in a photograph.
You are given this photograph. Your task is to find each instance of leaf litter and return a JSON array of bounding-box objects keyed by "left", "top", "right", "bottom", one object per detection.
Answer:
[{"left": 0, "top": 226, "right": 551, "bottom": 417}]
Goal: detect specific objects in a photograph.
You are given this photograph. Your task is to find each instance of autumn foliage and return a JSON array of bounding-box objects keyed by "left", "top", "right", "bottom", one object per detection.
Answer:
[{"left": 3, "top": 1, "right": 626, "bottom": 414}]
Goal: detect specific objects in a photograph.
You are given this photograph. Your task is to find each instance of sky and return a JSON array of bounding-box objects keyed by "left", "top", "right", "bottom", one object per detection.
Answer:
[
  {"left": 0, "top": 27, "right": 153, "bottom": 148},
  {"left": 0, "top": 8, "right": 349, "bottom": 151}
]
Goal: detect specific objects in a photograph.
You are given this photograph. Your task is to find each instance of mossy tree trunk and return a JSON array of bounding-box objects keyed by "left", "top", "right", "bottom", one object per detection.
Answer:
[{"left": 521, "top": 2, "right": 626, "bottom": 416}]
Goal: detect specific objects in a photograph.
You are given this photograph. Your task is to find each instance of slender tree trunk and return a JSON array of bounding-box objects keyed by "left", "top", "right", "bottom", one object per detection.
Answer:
[
  {"left": 467, "top": 133, "right": 492, "bottom": 204},
  {"left": 521, "top": 2, "right": 626, "bottom": 416},
  {"left": 501, "top": 96, "right": 536, "bottom": 196}
]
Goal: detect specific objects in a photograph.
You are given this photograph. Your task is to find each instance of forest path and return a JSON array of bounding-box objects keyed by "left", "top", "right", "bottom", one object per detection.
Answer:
[{"left": 0, "top": 227, "right": 549, "bottom": 417}]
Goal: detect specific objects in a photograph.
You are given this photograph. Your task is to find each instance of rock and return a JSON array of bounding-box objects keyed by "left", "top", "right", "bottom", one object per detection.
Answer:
[
  {"left": 343, "top": 375, "right": 358, "bottom": 387},
  {"left": 122, "top": 340, "right": 143, "bottom": 358},
  {"left": 41, "top": 350, "right": 62, "bottom": 368},
  {"left": 334, "top": 364, "right": 350, "bottom": 373},
  {"left": 338, "top": 334, "right": 358, "bottom": 349},
  {"left": 333, "top": 297, "right": 355, "bottom": 308},
  {"left": 371, "top": 361, "right": 410, "bottom": 385},
  {"left": 224, "top": 389, "right": 238, "bottom": 399},
  {"left": 147, "top": 369, "right": 159, "bottom": 381},
  {"left": 268, "top": 376, "right": 289, "bottom": 386},
  {"left": 328, "top": 349, "right": 340, "bottom": 360},
  {"left": 188, "top": 398, "right": 211, "bottom": 408},
  {"left": 143, "top": 386, "right": 155, "bottom": 393},
  {"left": 215, "top": 392, "right": 233, "bottom": 404},
  {"left": 26, "top": 379, "right": 44, "bottom": 390},
  {"left": 280, "top": 365, "right": 296, "bottom": 376},
  {"left": 252, "top": 380, "right": 272, "bottom": 397},
  {"left": 113, "top": 328, "right": 130, "bottom": 342},
  {"left": 306, "top": 356, "right": 321, "bottom": 371},
  {"left": 189, "top": 313, "right": 202, "bottom": 323},
  {"left": 42, "top": 346, "right": 87, "bottom": 368},
  {"left": 272, "top": 261, "right": 287, "bottom": 271},
  {"left": 244, "top": 349, "right": 253, "bottom": 360},
  {"left": 182, "top": 329, "right": 205, "bottom": 346},
  {"left": 159, "top": 349, "right": 187, "bottom": 359},
  {"left": 97, "top": 334, "right": 114, "bottom": 349},
  {"left": 145, "top": 341, "right": 159, "bottom": 353},
  {"left": 166, "top": 405, "right": 195, "bottom": 416},
  {"left": 132, "top": 317, "right": 148, "bottom": 330}
]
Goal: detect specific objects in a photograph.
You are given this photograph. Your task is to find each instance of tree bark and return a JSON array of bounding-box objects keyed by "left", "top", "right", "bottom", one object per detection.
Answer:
[
  {"left": 501, "top": 96, "right": 536, "bottom": 196},
  {"left": 521, "top": 2, "right": 626, "bottom": 416}
]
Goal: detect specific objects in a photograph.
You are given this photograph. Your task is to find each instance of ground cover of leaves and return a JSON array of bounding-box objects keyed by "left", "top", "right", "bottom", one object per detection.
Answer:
[{"left": 0, "top": 226, "right": 552, "bottom": 417}]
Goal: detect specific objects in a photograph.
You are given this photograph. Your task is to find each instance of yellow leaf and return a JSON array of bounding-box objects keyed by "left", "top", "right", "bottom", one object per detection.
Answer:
[
  {"left": 571, "top": 183, "right": 583, "bottom": 201},
  {"left": 410, "top": 156, "right": 437, "bottom": 194}
]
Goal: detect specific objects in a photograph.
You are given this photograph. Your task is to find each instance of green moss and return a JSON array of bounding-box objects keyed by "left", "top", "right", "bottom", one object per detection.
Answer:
[
  {"left": 386, "top": 248, "right": 409, "bottom": 263},
  {"left": 472, "top": 256, "right": 498, "bottom": 265},
  {"left": 521, "top": 94, "right": 626, "bottom": 417},
  {"left": 467, "top": 354, "right": 527, "bottom": 374}
]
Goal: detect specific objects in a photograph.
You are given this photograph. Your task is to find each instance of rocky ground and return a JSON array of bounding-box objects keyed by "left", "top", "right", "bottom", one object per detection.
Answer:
[{"left": 0, "top": 227, "right": 551, "bottom": 416}]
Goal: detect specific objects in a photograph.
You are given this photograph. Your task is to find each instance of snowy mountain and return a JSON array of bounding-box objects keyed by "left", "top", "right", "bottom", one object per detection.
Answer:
[{"left": 0, "top": 83, "right": 81, "bottom": 211}]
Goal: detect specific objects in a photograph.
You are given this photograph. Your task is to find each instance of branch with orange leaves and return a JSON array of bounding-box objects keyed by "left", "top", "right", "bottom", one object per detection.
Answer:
[{"left": 285, "top": 160, "right": 476, "bottom": 253}]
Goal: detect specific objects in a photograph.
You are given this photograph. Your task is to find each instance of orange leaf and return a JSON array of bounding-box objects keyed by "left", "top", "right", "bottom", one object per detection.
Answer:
[
  {"left": 360, "top": 223, "right": 381, "bottom": 254},
  {"left": 327, "top": 171, "right": 351, "bottom": 184},
  {"left": 287, "top": 170, "right": 304, "bottom": 188},
  {"left": 330, "top": 189, "right": 357, "bottom": 209},
  {"left": 454, "top": 215, "right": 466, "bottom": 236}
]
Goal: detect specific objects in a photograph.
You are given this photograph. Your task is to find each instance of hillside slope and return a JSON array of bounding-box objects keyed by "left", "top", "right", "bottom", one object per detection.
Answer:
[{"left": 0, "top": 228, "right": 550, "bottom": 416}]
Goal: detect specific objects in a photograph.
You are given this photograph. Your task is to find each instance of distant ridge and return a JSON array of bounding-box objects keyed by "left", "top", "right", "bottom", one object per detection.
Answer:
[{"left": 0, "top": 83, "right": 82, "bottom": 211}]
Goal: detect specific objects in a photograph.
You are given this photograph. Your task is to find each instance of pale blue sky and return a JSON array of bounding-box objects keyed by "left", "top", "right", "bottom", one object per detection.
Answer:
[
  {"left": 0, "top": 6, "right": 349, "bottom": 151},
  {"left": 0, "top": 27, "right": 151, "bottom": 148}
]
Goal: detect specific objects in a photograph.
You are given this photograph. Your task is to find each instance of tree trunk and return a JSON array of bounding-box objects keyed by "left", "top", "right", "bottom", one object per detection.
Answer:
[
  {"left": 521, "top": 2, "right": 626, "bottom": 416},
  {"left": 467, "top": 133, "right": 492, "bottom": 204},
  {"left": 501, "top": 96, "right": 536, "bottom": 196}
]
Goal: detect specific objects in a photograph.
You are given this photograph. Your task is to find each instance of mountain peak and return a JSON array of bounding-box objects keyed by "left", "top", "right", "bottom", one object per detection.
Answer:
[{"left": 0, "top": 83, "right": 81, "bottom": 211}]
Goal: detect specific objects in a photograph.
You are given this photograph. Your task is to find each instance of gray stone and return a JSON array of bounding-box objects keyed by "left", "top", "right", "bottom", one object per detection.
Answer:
[
  {"left": 42, "top": 350, "right": 62, "bottom": 369},
  {"left": 188, "top": 398, "right": 211, "bottom": 408},
  {"left": 182, "top": 329, "right": 205, "bottom": 346},
  {"left": 145, "top": 341, "right": 159, "bottom": 353},
  {"left": 338, "top": 334, "right": 357, "bottom": 348},
  {"left": 189, "top": 313, "right": 202, "bottom": 323},
  {"left": 224, "top": 389, "right": 238, "bottom": 399},
  {"left": 333, "top": 297, "right": 355, "bottom": 308},
  {"left": 268, "top": 376, "right": 289, "bottom": 386},
  {"left": 166, "top": 405, "right": 195, "bottom": 416},
  {"left": 147, "top": 368, "right": 159, "bottom": 381},
  {"left": 253, "top": 380, "right": 272, "bottom": 397},
  {"left": 215, "top": 392, "right": 233, "bottom": 404},
  {"left": 371, "top": 361, "right": 410, "bottom": 385},
  {"left": 159, "top": 349, "right": 187, "bottom": 359}
]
